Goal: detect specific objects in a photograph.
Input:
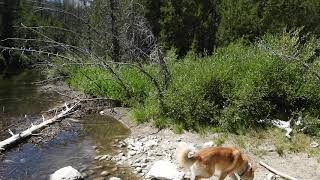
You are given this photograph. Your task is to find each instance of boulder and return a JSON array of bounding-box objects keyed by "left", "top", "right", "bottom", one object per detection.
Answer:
[
  {"left": 50, "top": 166, "right": 83, "bottom": 180},
  {"left": 146, "top": 160, "right": 184, "bottom": 180}
]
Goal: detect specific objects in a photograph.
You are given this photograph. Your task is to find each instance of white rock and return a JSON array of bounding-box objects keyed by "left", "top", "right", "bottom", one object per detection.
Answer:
[
  {"left": 135, "top": 167, "right": 142, "bottom": 173},
  {"left": 99, "top": 155, "right": 109, "bottom": 161},
  {"left": 50, "top": 166, "right": 83, "bottom": 180},
  {"left": 100, "top": 171, "right": 110, "bottom": 176},
  {"left": 202, "top": 141, "right": 214, "bottom": 148},
  {"left": 147, "top": 160, "right": 184, "bottom": 180},
  {"left": 94, "top": 155, "right": 102, "bottom": 160},
  {"left": 109, "top": 177, "right": 121, "bottom": 180},
  {"left": 128, "top": 150, "right": 136, "bottom": 156},
  {"left": 145, "top": 139, "right": 158, "bottom": 148},
  {"left": 310, "top": 141, "right": 319, "bottom": 148}
]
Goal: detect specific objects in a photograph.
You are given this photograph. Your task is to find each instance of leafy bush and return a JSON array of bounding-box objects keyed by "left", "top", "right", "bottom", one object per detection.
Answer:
[{"left": 66, "top": 30, "right": 320, "bottom": 135}]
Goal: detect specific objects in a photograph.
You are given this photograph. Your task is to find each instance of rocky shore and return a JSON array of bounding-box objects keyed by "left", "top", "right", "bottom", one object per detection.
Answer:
[
  {"left": 36, "top": 82, "right": 320, "bottom": 180},
  {"left": 98, "top": 107, "right": 320, "bottom": 180}
]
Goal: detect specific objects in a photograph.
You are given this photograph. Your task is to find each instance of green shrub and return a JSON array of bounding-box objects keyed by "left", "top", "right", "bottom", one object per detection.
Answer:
[{"left": 65, "top": 30, "right": 320, "bottom": 135}]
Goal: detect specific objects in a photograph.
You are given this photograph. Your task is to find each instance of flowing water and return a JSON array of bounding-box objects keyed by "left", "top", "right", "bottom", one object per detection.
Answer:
[{"left": 0, "top": 69, "right": 137, "bottom": 180}]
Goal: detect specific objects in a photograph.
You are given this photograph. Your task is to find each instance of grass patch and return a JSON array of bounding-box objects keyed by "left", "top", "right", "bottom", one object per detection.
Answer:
[{"left": 221, "top": 128, "right": 320, "bottom": 158}]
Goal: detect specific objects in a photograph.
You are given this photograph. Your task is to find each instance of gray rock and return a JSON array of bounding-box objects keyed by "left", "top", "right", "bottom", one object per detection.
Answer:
[
  {"left": 20, "top": 158, "right": 26, "bottom": 163},
  {"left": 87, "top": 170, "right": 95, "bottom": 176},
  {"left": 50, "top": 166, "right": 83, "bottom": 180},
  {"left": 81, "top": 173, "right": 88, "bottom": 178}
]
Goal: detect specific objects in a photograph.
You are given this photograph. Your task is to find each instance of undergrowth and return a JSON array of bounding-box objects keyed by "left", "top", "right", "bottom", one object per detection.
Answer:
[{"left": 63, "top": 30, "right": 320, "bottom": 136}]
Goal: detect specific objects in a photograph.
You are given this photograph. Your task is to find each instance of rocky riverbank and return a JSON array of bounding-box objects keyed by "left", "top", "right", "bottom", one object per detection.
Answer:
[
  {"left": 25, "top": 81, "right": 319, "bottom": 180},
  {"left": 100, "top": 107, "right": 320, "bottom": 180}
]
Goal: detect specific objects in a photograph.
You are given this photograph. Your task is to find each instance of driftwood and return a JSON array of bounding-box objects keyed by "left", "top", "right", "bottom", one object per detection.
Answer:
[
  {"left": 0, "top": 102, "right": 79, "bottom": 151},
  {"left": 259, "top": 161, "right": 299, "bottom": 180}
]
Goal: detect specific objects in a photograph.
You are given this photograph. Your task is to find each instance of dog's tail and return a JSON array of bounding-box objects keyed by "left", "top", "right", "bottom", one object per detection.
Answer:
[{"left": 176, "top": 143, "right": 197, "bottom": 169}]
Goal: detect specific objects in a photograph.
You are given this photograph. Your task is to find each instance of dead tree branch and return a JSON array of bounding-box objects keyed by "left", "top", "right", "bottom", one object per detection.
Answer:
[
  {"left": 259, "top": 161, "right": 299, "bottom": 180},
  {"left": 0, "top": 101, "right": 79, "bottom": 151}
]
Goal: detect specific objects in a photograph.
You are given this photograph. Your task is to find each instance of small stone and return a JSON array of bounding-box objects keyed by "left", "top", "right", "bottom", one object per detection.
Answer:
[
  {"left": 20, "top": 158, "right": 26, "bottom": 163},
  {"left": 99, "top": 155, "right": 109, "bottom": 161},
  {"left": 100, "top": 171, "right": 110, "bottom": 176},
  {"left": 87, "top": 170, "right": 95, "bottom": 176},
  {"left": 128, "top": 151, "right": 136, "bottom": 156},
  {"left": 141, "top": 158, "right": 148, "bottom": 163},
  {"left": 91, "top": 165, "right": 103, "bottom": 170},
  {"left": 135, "top": 167, "right": 142, "bottom": 173},
  {"left": 310, "top": 141, "right": 319, "bottom": 148},
  {"left": 111, "top": 167, "right": 118, "bottom": 172},
  {"left": 79, "top": 166, "right": 88, "bottom": 172},
  {"left": 109, "top": 177, "right": 121, "bottom": 180},
  {"left": 202, "top": 141, "right": 214, "bottom": 148},
  {"left": 81, "top": 173, "right": 88, "bottom": 178}
]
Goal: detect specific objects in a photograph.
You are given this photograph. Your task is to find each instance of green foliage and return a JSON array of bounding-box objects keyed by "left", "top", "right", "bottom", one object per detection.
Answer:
[
  {"left": 67, "top": 30, "right": 320, "bottom": 135},
  {"left": 140, "top": 0, "right": 320, "bottom": 55},
  {"left": 159, "top": 0, "right": 217, "bottom": 55},
  {"left": 216, "top": 0, "right": 320, "bottom": 46}
]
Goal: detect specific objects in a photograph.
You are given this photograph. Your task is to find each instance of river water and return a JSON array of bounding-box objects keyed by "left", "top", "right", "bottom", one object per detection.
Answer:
[{"left": 0, "top": 69, "right": 137, "bottom": 180}]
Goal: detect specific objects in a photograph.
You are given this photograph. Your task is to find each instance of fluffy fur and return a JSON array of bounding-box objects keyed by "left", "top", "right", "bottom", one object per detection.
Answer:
[{"left": 176, "top": 146, "right": 255, "bottom": 180}]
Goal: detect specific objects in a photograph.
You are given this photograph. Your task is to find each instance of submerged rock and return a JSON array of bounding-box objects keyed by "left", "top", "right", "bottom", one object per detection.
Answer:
[
  {"left": 146, "top": 160, "right": 184, "bottom": 180},
  {"left": 50, "top": 166, "right": 83, "bottom": 180}
]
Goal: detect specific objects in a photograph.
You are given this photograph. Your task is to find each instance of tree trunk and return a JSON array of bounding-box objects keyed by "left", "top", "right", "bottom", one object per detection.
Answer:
[{"left": 109, "top": 0, "right": 120, "bottom": 62}]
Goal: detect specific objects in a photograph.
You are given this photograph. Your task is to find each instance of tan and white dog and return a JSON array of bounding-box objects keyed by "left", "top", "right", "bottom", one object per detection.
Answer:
[{"left": 176, "top": 145, "right": 255, "bottom": 180}]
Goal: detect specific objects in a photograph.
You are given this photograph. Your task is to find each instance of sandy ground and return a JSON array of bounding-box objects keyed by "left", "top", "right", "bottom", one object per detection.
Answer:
[{"left": 105, "top": 107, "right": 320, "bottom": 180}]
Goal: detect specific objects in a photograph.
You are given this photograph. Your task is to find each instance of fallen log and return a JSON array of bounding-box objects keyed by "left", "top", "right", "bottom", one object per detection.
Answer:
[
  {"left": 259, "top": 161, "right": 299, "bottom": 180},
  {"left": 0, "top": 102, "right": 79, "bottom": 151}
]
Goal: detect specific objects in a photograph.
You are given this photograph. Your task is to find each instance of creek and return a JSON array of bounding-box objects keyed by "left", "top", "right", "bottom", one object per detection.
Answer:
[{"left": 0, "top": 69, "right": 137, "bottom": 180}]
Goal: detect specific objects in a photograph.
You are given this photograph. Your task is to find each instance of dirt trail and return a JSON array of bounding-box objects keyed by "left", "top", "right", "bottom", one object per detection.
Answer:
[{"left": 105, "top": 107, "right": 320, "bottom": 180}]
